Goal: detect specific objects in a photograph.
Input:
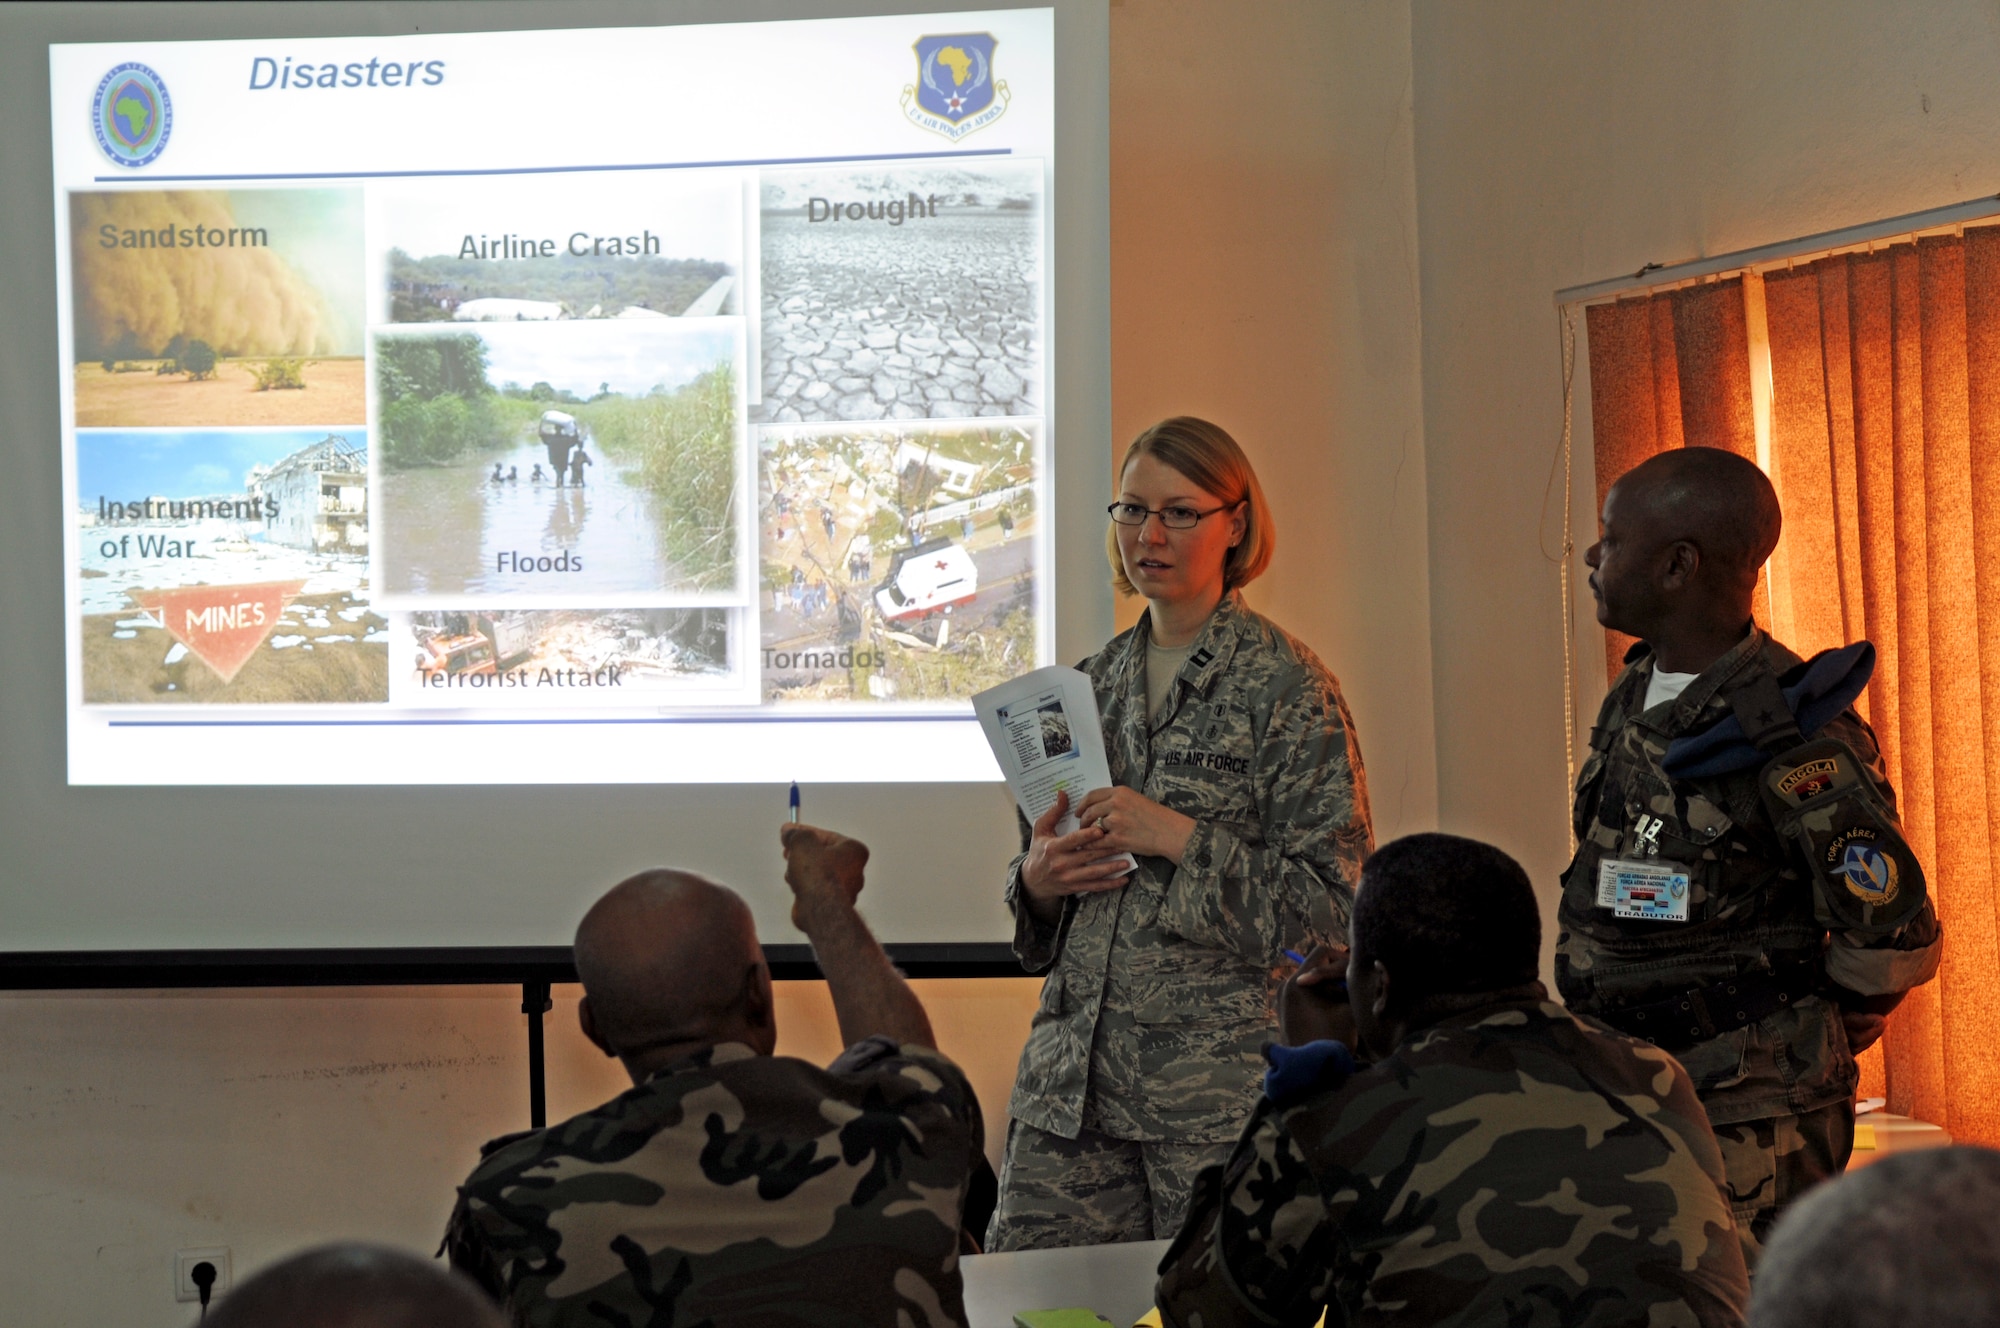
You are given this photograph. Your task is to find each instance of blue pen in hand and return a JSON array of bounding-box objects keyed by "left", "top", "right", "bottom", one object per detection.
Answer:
[
  {"left": 1284, "top": 948, "right": 1348, "bottom": 994},
  {"left": 789, "top": 781, "right": 800, "bottom": 824}
]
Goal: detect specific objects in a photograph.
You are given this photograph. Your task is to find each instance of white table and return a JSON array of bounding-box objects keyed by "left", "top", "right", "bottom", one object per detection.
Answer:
[
  {"left": 1846, "top": 1110, "right": 1951, "bottom": 1168},
  {"left": 961, "top": 1238, "right": 1172, "bottom": 1328}
]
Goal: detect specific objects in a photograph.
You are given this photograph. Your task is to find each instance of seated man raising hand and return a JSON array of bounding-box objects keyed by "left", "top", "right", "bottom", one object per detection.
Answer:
[
  {"left": 1157, "top": 833, "right": 1751, "bottom": 1328},
  {"left": 446, "top": 824, "right": 983, "bottom": 1328}
]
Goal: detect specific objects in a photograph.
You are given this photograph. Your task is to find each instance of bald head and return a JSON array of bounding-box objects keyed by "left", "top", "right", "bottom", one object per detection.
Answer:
[
  {"left": 1752, "top": 1146, "right": 2000, "bottom": 1328},
  {"left": 1614, "top": 447, "right": 1781, "bottom": 581},
  {"left": 575, "top": 869, "right": 771, "bottom": 1072},
  {"left": 1587, "top": 446, "right": 1782, "bottom": 663},
  {"left": 204, "top": 1244, "right": 503, "bottom": 1328}
]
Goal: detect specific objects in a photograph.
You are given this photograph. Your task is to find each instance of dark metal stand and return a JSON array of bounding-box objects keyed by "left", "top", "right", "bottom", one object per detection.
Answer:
[{"left": 522, "top": 980, "right": 552, "bottom": 1129}]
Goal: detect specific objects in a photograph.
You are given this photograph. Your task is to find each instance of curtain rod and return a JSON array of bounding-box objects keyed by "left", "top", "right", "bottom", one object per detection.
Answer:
[{"left": 1553, "top": 191, "right": 2000, "bottom": 308}]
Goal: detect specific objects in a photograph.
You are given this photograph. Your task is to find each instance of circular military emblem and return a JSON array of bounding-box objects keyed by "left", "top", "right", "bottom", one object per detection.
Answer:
[
  {"left": 1828, "top": 827, "right": 1899, "bottom": 905},
  {"left": 92, "top": 62, "right": 173, "bottom": 169}
]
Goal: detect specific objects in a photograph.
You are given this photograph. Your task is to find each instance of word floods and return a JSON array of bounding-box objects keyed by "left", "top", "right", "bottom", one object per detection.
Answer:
[{"left": 130, "top": 580, "right": 306, "bottom": 683}]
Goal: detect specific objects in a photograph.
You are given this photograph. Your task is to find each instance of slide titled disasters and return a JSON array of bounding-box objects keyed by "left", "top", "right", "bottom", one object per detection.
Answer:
[{"left": 53, "top": 11, "right": 1055, "bottom": 783}]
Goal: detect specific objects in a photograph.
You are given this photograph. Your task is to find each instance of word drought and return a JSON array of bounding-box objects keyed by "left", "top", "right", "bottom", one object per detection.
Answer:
[
  {"left": 806, "top": 194, "right": 944, "bottom": 225},
  {"left": 458, "top": 231, "right": 666, "bottom": 260}
]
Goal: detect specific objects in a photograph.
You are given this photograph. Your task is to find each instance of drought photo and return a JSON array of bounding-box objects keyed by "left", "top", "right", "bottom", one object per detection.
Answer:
[
  {"left": 375, "top": 319, "right": 745, "bottom": 601},
  {"left": 759, "top": 420, "right": 1039, "bottom": 703},
  {"left": 757, "top": 161, "right": 1042, "bottom": 424},
  {"left": 379, "top": 173, "right": 743, "bottom": 323},
  {"left": 405, "top": 608, "right": 737, "bottom": 704},
  {"left": 76, "top": 429, "right": 387, "bottom": 704},
  {"left": 70, "top": 189, "right": 365, "bottom": 427}
]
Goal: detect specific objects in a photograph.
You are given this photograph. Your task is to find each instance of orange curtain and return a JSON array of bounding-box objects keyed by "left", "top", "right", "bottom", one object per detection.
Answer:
[
  {"left": 1762, "top": 233, "right": 2000, "bottom": 1144},
  {"left": 1585, "top": 278, "right": 1759, "bottom": 674}
]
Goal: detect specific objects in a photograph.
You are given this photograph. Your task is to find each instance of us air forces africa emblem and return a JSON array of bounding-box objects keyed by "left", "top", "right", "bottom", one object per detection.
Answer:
[
  {"left": 1827, "top": 826, "right": 1901, "bottom": 906},
  {"left": 902, "top": 34, "right": 1010, "bottom": 142}
]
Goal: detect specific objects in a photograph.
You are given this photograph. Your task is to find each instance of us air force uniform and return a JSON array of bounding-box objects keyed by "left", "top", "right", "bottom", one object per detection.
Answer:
[
  {"left": 1559, "top": 627, "right": 1942, "bottom": 1265},
  {"left": 987, "top": 591, "right": 1374, "bottom": 1249}
]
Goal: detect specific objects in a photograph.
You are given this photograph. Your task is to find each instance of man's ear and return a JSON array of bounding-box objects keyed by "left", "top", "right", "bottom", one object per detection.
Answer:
[
  {"left": 1369, "top": 961, "right": 1392, "bottom": 1021},
  {"left": 741, "top": 961, "right": 778, "bottom": 1052},
  {"left": 578, "top": 995, "right": 616, "bottom": 1059},
  {"left": 1660, "top": 539, "right": 1702, "bottom": 591}
]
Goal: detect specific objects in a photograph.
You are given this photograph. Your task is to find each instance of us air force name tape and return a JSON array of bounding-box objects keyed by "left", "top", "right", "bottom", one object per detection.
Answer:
[{"left": 1756, "top": 736, "right": 1927, "bottom": 934}]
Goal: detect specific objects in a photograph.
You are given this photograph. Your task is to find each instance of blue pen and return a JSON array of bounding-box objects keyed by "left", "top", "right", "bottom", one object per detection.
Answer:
[
  {"left": 1284, "top": 949, "right": 1348, "bottom": 993},
  {"left": 788, "top": 781, "right": 801, "bottom": 824}
]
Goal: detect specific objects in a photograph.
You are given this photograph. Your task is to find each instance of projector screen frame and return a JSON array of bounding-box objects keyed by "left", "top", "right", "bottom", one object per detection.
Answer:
[{"left": 0, "top": 0, "right": 1112, "bottom": 977}]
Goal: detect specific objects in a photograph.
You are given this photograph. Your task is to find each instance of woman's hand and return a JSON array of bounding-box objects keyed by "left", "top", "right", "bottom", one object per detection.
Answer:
[
  {"left": 1278, "top": 945, "right": 1357, "bottom": 1048},
  {"left": 1019, "top": 789, "right": 1134, "bottom": 920},
  {"left": 1071, "top": 785, "right": 1197, "bottom": 864}
]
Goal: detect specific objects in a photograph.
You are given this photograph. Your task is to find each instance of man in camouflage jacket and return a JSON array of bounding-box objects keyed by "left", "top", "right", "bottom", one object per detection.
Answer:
[
  {"left": 1159, "top": 833, "right": 1750, "bottom": 1328},
  {"left": 991, "top": 590, "right": 1373, "bottom": 1249},
  {"left": 1563, "top": 448, "right": 1941, "bottom": 1265},
  {"left": 445, "top": 825, "right": 983, "bottom": 1327}
]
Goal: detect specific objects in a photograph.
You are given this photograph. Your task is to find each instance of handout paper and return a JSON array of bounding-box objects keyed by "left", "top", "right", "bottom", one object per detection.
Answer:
[{"left": 973, "top": 666, "right": 1138, "bottom": 870}]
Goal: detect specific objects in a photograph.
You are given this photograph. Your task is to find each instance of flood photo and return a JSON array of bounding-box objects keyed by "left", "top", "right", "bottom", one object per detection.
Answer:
[
  {"left": 757, "top": 161, "right": 1041, "bottom": 424},
  {"left": 379, "top": 173, "right": 743, "bottom": 323},
  {"left": 375, "top": 320, "right": 746, "bottom": 601},
  {"left": 70, "top": 189, "right": 366, "bottom": 427},
  {"left": 406, "top": 607, "right": 737, "bottom": 703},
  {"left": 759, "top": 420, "right": 1039, "bottom": 703},
  {"left": 77, "top": 428, "right": 386, "bottom": 704}
]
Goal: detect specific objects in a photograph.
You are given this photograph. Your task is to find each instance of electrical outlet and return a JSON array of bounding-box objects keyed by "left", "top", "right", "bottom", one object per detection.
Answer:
[{"left": 174, "top": 1247, "right": 230, "bottom": 1304}]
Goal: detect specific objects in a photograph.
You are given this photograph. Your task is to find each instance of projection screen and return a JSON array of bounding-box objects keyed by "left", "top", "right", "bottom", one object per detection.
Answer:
[{"left": 0, "top": 0, "right": 1111, "bottom": 962}]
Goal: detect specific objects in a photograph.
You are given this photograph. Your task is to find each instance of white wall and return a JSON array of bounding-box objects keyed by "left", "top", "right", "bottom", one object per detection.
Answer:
[
  {"left": 0, "top": 979, "right": 1038, "bottom": 1327},
  {"left": 1411, "top": 0, "right": 2000, "bottom": 915},
  {"left": 1109, "top": 0, "right": 1438, "bottom": 843}
]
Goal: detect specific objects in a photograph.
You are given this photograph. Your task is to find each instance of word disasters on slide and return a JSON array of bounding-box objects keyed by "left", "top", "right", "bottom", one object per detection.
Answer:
[{"left": 52, "top": 10, "right": 1058, "bottom": 786}]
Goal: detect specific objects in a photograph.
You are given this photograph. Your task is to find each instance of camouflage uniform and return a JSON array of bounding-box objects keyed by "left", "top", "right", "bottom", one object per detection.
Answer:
[
  {"left": 990, "top": 591, "right": 1373, "bottom": 1249},
  {"left": 1559, "top": 628, "right": 1942, "bottom": 1264},
  {"left": 445, "top": 1036, "right": 983, "bottom": 1328},
  {"left": 1156, "top": 997, "right": 1752, "bottom": 1328}
]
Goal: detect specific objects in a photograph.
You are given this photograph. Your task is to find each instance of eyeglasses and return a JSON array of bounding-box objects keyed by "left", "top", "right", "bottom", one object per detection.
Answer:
[{"left": 1106, "top": 500, "right": 1239, "bottom": 530}]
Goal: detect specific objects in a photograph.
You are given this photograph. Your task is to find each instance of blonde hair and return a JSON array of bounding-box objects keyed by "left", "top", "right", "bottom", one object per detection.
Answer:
[{"left": 1107, "top": 416, "right": 1275, "bottom": 597}]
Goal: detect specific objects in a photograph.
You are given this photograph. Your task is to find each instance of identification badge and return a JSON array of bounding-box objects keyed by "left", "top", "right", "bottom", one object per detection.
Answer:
[{"left": 1596, "top": 857, "right": 1691, "bottom": 922}]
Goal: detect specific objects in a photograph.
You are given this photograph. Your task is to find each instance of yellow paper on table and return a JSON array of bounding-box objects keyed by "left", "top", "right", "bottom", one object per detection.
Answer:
[{"left": 1854, "top": 1122, "right": 1878, "bottom": 1150}]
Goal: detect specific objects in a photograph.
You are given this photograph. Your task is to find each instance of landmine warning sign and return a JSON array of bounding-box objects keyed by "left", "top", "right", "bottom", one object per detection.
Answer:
[{"left": 129, "top": 580, "right": 306, "bottom": 683}]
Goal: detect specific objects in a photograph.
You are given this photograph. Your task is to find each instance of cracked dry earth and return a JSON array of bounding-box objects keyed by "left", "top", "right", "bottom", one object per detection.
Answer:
[{"left": 756, "top": 210, "right": 1041, "bottom": 423}]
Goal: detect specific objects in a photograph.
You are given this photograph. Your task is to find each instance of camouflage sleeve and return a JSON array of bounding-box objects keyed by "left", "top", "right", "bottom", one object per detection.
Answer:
[
  {"left": 441, "top": 1186, "right": 511, "bottom": 1309},
  {"left": 1157, "top": 671, "right": 1373, "bottom": 967},
  {"left": 1819, "top": 712, "right": 1945, "bottom": 1002},
  {"left": 832, "top": 1038, "right": 985, "bottom": 1158},
  {"left": 1156, "top": 1100, "right": 1337, "bottom": 1328},
  {"left": 1004, "top": 851, "right": 1068, "bottom": 972}
]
